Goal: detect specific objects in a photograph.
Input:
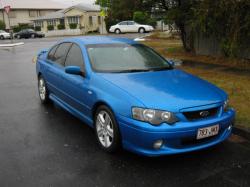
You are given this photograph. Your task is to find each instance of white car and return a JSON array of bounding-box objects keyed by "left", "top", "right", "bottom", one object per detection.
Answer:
[
  {"left": 109, "top": 21, "right": 154, "bottom": 34},
  {"left": 0, "top": 30, "right": 11, "bottom": 40}
]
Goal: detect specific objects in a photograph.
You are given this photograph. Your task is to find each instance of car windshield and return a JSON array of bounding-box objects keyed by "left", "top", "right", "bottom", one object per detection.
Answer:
[{"left": 86, "top": 44, "right": 172, "bottom": 73}]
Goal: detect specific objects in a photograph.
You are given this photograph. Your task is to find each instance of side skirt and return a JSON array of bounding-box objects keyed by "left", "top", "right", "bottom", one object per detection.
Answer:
[{"left": 49, "top": 93, "right": 94, "bottom": 128}]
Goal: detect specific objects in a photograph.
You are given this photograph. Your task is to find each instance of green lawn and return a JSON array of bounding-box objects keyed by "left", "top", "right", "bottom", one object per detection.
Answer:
[{"left": 142, "top": 36, "right": 250, "bottom": 128}]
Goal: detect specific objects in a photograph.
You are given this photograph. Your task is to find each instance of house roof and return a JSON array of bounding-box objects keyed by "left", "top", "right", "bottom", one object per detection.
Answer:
[
  {"left": 33, "top": 10, "right": 65, "bottom": 21},
  {"left": 33, "top": 3, "right": 100, "bottom": 21},
  {"left": 70, "top": 4, "right": 100, "bottom": 12},
  {"left": 0, "top": 0, "right": 66, "bottom": 10}
]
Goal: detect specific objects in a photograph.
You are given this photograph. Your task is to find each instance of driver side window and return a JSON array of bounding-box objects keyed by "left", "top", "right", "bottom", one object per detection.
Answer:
[{"left": 65, "top": 44, "right": 85, "bottom": 72}]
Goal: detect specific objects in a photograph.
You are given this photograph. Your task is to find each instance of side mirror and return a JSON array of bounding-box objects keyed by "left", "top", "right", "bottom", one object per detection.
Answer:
[
  {"left": 167, "top": 59, "right": 175, "bottom": 67},
  {"left": 65, "top": 66, "right": 84, "bottom": 76},
  {"left": 166, "top": 58, "right": 183, "bottom": 67}
]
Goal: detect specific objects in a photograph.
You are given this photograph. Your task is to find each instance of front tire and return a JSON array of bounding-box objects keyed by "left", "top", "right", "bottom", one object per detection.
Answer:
[
  {"left": 94, "top": 105, "right": 121, "bottom": 153},
  {"left": 31, "top": 34, "right": 35, "bottom": 38},
  {"left": 38, "top": 76, "right": 50, "bottom": 104},
  {"left": 0, "top": 35, "right": 4, "bottom": 40},
  {"left": 115, "top": 29, "right": 121, "bottom": 34},
  {"left": 139, "top": 27, "right": 145, "bottom": 33}
]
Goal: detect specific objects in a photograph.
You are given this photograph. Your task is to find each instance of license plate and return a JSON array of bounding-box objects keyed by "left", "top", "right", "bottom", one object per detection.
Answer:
[{"left": 197, "top": 125, "right": 219, "bottom": 140}]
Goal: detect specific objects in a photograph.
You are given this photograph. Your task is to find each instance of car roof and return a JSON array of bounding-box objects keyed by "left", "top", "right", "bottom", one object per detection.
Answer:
[{"left": 62, "top": 36, "right": 138, "bottom": 45}]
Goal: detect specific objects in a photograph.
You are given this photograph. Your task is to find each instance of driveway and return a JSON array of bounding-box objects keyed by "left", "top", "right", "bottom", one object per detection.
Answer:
[{"left": 0, "top": 36, "right": 249, "bottom": 187}]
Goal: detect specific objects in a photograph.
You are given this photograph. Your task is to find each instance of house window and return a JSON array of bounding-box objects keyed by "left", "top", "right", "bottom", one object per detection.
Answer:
[
  {"left": 35, "top": 21, "right": 43, "bottom": 27},
  {"left": 47, "top": 20, "right": 57, "bottom": 26},
  {"left": 89, "top": 16, "right": 93, "bottom": 26},
  {"left": 98, "top": 16, "right": 101, "bottom": 24},
  {"left": 29, "top": 10, "right": 37, "bottom": 17},
  {"left": 67, "top": 16, "right": 79, "bottom": 24},
  {"left": 39, "top": 11, "right": 46, "bottom": 17},
  {"left": 8, "top": 11, "right": 16, "bottom": 18}
]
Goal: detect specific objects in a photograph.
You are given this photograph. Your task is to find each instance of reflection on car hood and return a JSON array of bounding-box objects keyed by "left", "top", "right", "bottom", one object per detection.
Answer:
[{"left": 99, "top": 69, "right": 227, "bottom": 112}]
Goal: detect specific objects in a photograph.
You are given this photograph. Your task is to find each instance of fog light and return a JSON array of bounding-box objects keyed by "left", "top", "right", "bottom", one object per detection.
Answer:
[
  {"left": 228, "top": 125, "right": 233, "bottom": 131},
  {"left": 153, "top": 140, "right": 163, "bottom": 149}
]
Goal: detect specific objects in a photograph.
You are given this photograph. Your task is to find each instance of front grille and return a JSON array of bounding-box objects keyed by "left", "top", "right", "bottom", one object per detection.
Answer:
[{"left": 183, "top": 107, "right": 219, "bottom": 121}]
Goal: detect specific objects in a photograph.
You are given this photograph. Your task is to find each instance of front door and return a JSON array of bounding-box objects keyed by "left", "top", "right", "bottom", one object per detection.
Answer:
[{"left": 62, "top": 43, "right": 91, "bottom": 119}]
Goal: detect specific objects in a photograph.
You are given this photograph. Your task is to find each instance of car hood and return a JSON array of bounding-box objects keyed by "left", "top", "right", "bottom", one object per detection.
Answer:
[{"left": 99, "top": 69, "right": 227, "bottom": 112}]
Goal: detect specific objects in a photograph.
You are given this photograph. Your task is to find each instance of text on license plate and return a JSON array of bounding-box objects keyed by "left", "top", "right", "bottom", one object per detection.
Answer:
[{"left": 197, "top": 125, "right": 219, "bottom": 140}]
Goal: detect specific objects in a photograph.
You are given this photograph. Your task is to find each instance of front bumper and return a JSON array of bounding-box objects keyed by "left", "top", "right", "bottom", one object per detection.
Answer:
[{"left": 117, "top": 109, "right": 235, "bottom": 156}]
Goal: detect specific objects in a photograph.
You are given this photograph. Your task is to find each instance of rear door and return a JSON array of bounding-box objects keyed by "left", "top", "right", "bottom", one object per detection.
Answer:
[
  {"left": 44, "top": 42, "right": 72, "bottom": 100},
  {"left": 62, "top": 44, "right": 91, "bottom": 117}
]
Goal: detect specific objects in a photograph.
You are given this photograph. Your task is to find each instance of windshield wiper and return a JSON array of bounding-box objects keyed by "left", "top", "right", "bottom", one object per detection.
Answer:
[
  {"left": 113, "top": 69, "right": 152, "bottom": 73},
  {"left": 147, "top": 67, "right": 173, "bottom": 71}
]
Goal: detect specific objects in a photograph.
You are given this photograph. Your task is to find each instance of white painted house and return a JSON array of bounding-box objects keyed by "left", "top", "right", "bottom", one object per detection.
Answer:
[{"left": 0, "top": 0, "right": 66, "bottom": 29}]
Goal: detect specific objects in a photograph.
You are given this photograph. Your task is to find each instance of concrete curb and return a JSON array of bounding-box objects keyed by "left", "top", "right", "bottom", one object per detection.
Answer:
[
  {"left": 134, "top": 34, "right": 152, "bottom": 41},
  {"left": 0, "top": 42, "right": 24, "bottom": 47},
  {"left": 233, "top": 126, "right": 250, "bottom": 140}
]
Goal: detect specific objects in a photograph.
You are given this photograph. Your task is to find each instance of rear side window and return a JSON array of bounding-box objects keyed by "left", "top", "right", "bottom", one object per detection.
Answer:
[
  {"left": 47, "top": 45, "right": 58, "bottom": 61},
  {"left": 53, "top": 43, "right": 72, "bottom": 66},
  {"left": 65, "top": 44, "right": 85, "bottom": 72},
  {"left": 128, "top": 21, "right": 135, "bottom": 25}
]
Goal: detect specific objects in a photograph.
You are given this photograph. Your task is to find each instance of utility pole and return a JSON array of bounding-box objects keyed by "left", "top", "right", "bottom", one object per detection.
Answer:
[{"left": 4, "top": 5, "right": 13, "bottom": 43}]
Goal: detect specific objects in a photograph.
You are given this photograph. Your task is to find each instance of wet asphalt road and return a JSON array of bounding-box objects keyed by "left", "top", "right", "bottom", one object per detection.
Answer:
[{"left": 0, "top": 36, "right": 250, "bottom": 187}]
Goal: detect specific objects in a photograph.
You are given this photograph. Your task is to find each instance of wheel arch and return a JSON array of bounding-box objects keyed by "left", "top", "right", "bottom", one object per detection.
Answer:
[
  {"left": 138, "top": 27, "right": 145, "bottom": 32},
  {"left": 92, "top": 101, "right": 115, "bottom": 120},
  {"left": 37, "top": 72, "right": 42, "bottom": 78}
]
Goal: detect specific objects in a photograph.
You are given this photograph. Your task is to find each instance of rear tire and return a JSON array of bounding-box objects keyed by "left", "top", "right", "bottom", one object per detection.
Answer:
[
  {"left": 0, "top": 35, "right": 4, "bottom": 40},
  {"left": 31, "top": 34, "right": 35, "bottom": 38},
  {"left": 94, "top": 105, "right": 121, "bottom": 153},
  {"left": 17, "top": 35, "right": 21, "bottom": 39},
  {"left": 38, "top": 75, "right": 50, "bottom": 104}
]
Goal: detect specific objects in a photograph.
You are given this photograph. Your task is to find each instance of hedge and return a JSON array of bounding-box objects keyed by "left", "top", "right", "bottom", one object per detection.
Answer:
[
  {"left": 57, "top": 24, "right": 65, "bottom": 30},
  {"left": 47, "top": 25, "right": 54, "bottom": 31},
  {"left": 69, "top": 23, "right": 77, "bottom": 29}
]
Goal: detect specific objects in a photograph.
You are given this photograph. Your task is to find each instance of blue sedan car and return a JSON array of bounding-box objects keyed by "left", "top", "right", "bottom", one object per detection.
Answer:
[{"left": 35, "top": 36, "right": 235, "bottom": 156}]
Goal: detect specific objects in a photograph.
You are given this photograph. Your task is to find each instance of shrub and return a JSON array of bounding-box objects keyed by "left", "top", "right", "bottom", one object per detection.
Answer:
[
  {"left": 146, "top": 18, "right": 157, "bottom": 28},
  {"left": 0, "top": 20, "right": 5, "bottom": 30},
  {"left": 13, "top": 26, "right": 21, "bottom": 33},
  {"left": 47, "top": 25, "right": 54, "bottom": 31},
  {"left": 57, "top": 24, "right": 65, "bottom": 30},
  {"left": 69, "top": 23, "right": 77, "bottom": 29},
  {"left": 34, "top": 26, "right": 41, "bottom": 31},
  {"left": 105, "top": 17, "right": 117, "bottom": 33}
]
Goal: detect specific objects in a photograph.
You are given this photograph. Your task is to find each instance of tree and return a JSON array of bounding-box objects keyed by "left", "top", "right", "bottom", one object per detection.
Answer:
[
  {"left": 0, "top": 20, "right": 6, "bottom": 30},
  {"left": 133, "top": 11, "right": 149, "bottom": 24}
]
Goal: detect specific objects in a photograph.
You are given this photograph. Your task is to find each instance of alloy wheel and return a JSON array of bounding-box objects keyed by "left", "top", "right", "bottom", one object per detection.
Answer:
[
  {"left": 38, "top": 78, "right": 46, "bottom": 101},
  {"left": 96, "top": 111, "right": 114, "bottom": 148}
]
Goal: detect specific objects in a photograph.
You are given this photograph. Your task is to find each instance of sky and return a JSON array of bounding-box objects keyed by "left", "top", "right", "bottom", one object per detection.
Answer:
[{"left": 52, "top": 0, "right": 95, "bottom": 6}]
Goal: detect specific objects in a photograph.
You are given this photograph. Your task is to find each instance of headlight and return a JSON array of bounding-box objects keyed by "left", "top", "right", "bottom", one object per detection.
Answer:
[
  {"left": 132, "top": 107, "right": 178, "bottom": 125},
  {"left": 223, "top": 99, "right": 229, "bottom": 111}
]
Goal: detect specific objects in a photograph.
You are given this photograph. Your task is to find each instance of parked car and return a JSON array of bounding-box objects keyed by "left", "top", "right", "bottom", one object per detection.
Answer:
[
  {"left": 14, "top": 29, "right": 45, "bottom": 39},
  {"left": 0, "top": 30, "right": 11, "bottom": 40},
  {"left": 109, "top": 21, "right": 154, "bottom": 34},
  {"left": 35, "top": 36, "right": 235, "bottom": 156}
]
